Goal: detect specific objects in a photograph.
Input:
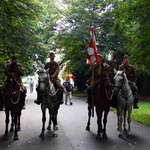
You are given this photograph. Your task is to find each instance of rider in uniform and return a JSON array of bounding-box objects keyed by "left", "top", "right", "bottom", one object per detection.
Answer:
[
  {"left": 86, "top": 54, "right": 103, "bottom": 105},
  {"left": 34, "top": 51, "right": 66, "bottom": 105},
  {"left": 1, "top": 55, "right": 26, "bottom": 109},
  {"left": 119, "top": 54, "right": 139, "bottom": 109}
]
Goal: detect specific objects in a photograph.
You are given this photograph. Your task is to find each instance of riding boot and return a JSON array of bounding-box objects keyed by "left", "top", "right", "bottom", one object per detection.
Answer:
[
  {"left": 133, "top": 94, "right": 139, "bottom": 109},
  {"left": 21, "top": 92, "right": 26, "bottom": 109},
  {"left": 0, "top": 94, "right": 4, "bottom": 111},
  {"left": 34, "top": 91, "right": 41, "bottom": 105},
  {"left": 87, "top": 87, "right": 92, "bottom": 106},
  {"left": 57, "top": 89, "right": 64, "bottom": 105}
]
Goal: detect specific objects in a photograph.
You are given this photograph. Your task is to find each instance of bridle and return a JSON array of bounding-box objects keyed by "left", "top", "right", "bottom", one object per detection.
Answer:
[
  {"left": 38, "top": 72, "right": 59, "bottom": 96},
  {"left": 114, "top": 73, "right": 134, "bottom": 103},
  {"left": 5, "top": 77, "right": 21, "bottom": 104},
  {"left": 101, "top": 70, "right": 114, "bottom": 100}
]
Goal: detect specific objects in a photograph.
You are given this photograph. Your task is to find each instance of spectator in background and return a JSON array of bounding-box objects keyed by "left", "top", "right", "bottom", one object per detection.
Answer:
[
  {"left": 29, "top": 78, "right": 34, "bottom": 93},
  {"left": 63, "top": 80, "right": 73, "bottom": 105}
]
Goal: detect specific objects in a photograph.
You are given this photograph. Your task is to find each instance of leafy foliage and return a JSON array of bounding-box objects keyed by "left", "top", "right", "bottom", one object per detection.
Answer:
[{"left": 113, "top": 0, "right": 150, "bottom": 72}]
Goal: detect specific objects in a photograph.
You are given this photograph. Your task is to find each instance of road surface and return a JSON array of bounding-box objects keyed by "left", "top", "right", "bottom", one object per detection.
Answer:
[{"left": 0, "top": 85, "right": 150, "bottom": 150}]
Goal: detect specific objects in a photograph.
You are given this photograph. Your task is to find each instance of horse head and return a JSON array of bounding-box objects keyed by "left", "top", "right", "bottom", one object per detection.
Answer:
[
  {"left": 6, "top": 74, "right": 20, "bottom": 91},
  {"left": 37, "top": 69, "right": 57, "bottom": 96},
  {"left": 37, "top": 69, "right": 49, "bottom": 93},
  {"left": 113, "top": 70, "right": 125, "bottom": 95},
  {"left": 101, "top": 65, "right": 114, "bottom": 90}
]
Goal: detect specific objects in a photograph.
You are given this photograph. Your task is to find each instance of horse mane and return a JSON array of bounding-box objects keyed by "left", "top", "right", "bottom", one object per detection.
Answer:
[
  {"left": 123, "top": 72, "right": 128, "bottom": 84},
  {"left": 114, "top": 70, "right": 128, "bottom": 85}
]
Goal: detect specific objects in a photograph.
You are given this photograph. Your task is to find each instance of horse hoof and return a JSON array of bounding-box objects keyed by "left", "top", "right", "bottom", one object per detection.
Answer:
[
  {"left": 103, "top": 134, "right": 108, "bottom": 140},
  {"left": 53, "top": 133, "right": 58, "bottom": 137},
  {"left": 118, "top": 134, "right": 123, "bottom": 138},
  {"left": 17, "top": 128, "right": 21, "bottom": 131},
  {"left": 127, "top": 134, "right": 131, "bottom": 138},
  {"left": 3, "top": 135, "right": 8, "bottom": 141},
  {"left": 47, "top": 126, "right": 51, "bottom": 130},
  {"left": 96, "top": 134, "right": 101, "bottom": 140},
  {"left": 10, "top": 128, "right": 14, "bottom": 132},
  {"left": 123, "top": 129, "right": 127, "bottom": 132},
  {"left": 55, "top": 125, "right": 59, "bottom": 130},
  {"left": 14, "top": 136, "right": 19, "bottom": 141},
  {"left": 86, "top": 126, "right": 90, "bottom": 131},
  {"left": 39, "top": 133, "right": 44, "bottom": 138}
]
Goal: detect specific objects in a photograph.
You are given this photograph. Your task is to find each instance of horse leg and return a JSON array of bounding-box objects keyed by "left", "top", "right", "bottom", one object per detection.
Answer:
[
  {"left": 55, "top": 109, "right": 59, "bottom": 130},
  {"left": 127, "top": 110, "right": 132, "bottom": 138},
  {"left": 118, "top": 109, "right": 123, "bottom": 138},
  {"left": 47, "top": 113, "right": 51, "bottom": 130},
  {"left": 123, "top": 109, "right": 127, "bottom": 132},
  {"left": 116, "top": 108, "right": 120, "bottom": 130},
  {"left": 39, "top": 110, "right": 46, "bottom": 138},
  {"left": 3, "top": 110, "right": 9, "bottom": 140},
  {"left": 13, "top": 114, "right": 19, "bottom": 140},
  {"left": 17, "top": 111, "right": 21, "bottom": 131},
  {"left": 96, "top": 108, "right": 103, "bottom": 139},
  {"left": 10, "top": 115, "right": 14, "bottom": 132},
  {"left": 51, "top": 113, "right": 58, "bottom": 137},
  {"left": 102, "top": 111, "right": 109, "bottom": 140},
  {"left": 86, "top": 105, "right": 92, "bottom": 131}
]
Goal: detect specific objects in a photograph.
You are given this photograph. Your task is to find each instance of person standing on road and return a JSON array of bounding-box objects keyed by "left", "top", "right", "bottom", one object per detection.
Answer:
[
  {"left": 34, "top": 51, "right": 66, "bottom": 105},
  {"left": 29, "top": 78, "right": 34, "bottom": 93},
  {"left": 63, "top": 80, "right": 73, "bottom": 105},
  {"left": 119, "top": 54, "right": 139, "bottom": 109}
]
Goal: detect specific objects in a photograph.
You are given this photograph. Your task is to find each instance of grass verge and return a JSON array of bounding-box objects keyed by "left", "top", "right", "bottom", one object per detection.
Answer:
[{"left": 73, "top": 91, "right": 150, "bottom": 127}]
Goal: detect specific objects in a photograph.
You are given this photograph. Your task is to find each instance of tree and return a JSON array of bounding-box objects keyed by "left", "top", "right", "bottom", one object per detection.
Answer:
[{"left": 113, "top": 0, "right": 150, "bottom": 73}]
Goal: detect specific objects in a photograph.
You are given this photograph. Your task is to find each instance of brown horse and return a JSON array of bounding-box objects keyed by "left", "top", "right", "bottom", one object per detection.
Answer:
[
  {"left": 2, "top": 76, "right": 24, "bottom": 140},
  {"left": 86, "top": 64, "right": 114, "bottom": 139}
]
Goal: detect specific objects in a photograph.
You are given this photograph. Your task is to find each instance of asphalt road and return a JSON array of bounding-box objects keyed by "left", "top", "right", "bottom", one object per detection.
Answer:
[{"left": 0, "top": 85, "right": 150, "bottom": 150}]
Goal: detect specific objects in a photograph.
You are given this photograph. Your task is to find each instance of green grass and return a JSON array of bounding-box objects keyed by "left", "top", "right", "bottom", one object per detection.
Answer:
[
  {"left": 110, "top": 102, "right": 150, "bottom": 126},
  {"left": 73, "top": 90, "right": 150, "bottom": 127}
]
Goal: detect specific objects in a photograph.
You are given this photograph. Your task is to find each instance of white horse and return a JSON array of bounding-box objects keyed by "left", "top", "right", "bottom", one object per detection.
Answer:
[
  {"left": 113, "top": 70, "right": 134, "bottom": 138},
  {"left": 37, "top": 69, "right": 60, "bottom": 138}
]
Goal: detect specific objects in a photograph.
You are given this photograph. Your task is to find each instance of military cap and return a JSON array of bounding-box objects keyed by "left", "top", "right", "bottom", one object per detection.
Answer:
[
  {"left": 49, "top": 50, "right": 55, "bottom": 55},
  {"left": 123, "top": 54, "right": 129, "bottom": 59},
  {"left": 11, "top": 55, "right": 18, "bottom": 62}
]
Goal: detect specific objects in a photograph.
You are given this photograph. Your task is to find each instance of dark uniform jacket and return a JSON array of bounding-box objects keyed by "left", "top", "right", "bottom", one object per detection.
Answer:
[{"left": 119, "top": 63, "right": 137, "bottom": 83}]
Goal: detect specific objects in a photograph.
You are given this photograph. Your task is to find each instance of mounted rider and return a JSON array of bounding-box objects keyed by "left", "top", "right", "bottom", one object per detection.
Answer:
[
  {"left": 1, "top": 55, "right": 26, "bottom": 109},
  {"left": 86, "top": 54, "right": 103, "bottom": 105},
  {"left": 119, "top": 54, "right": 139, "bottom": 109},
  {"left": 34, "top": 51, "right": 66, "bottom": 105}
]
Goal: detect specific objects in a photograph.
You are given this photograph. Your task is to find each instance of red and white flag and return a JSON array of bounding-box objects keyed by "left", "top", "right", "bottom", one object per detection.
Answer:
[{"left": 86, "top": 27, "right": 100, "bottom": 64}]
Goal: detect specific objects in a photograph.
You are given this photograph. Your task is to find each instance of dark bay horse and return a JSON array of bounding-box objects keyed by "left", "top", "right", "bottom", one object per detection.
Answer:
[
  {"left": 37, "top": 69, "right": 60, "bottom": 138},
  {"left": 86, "top": 64, "right": 114, "bottom": 139},
  {"left": 2, "top": 76, "right": 24, "bottom": 140}
]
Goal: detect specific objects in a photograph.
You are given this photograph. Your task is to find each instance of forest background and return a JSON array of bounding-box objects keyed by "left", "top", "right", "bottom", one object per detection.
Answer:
[{"left": 0, "top": 0, "right": 150, "bottom": 96}]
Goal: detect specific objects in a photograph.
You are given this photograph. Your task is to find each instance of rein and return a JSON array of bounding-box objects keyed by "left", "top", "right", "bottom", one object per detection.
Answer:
[
  {"left": 38, "top": 73, "right": 58, "bottom": 97},
  {"left": 105, "top": 88, "right": 114, "bottom": 100},
  {"left": 10, "top": 89, "right": 21, "bottom": 104},
  {"left": 47, "top": 88, "right": 59, "bottom": 96},
  {"left": 114, "top": 74, "right": 134, "bottom": 103}
]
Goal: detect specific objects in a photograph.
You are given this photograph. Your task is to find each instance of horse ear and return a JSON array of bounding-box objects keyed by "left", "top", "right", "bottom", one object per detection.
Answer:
[
  {"left": 123, "top": 69, "right": 125, "bottom": 74},
  {"left": 46, "top": 69, "right": 49, "bottom": 73},
  {"left": 114, "top": 69, "right": 117, "bottom": 74}
]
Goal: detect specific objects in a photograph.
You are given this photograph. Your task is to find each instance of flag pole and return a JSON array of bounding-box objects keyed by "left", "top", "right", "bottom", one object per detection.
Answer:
[
  {"left": 86, "top": 27, "right": 100, "bottom": 117},
  {"left": 91, "top": 64, "right": 95, "bottom": 117}
]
